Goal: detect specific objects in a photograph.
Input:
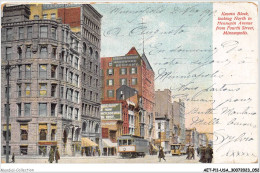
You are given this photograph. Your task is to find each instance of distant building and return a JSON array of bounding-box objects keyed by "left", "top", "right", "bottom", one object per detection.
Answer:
[
  {"left": 185, "top": 128, "right": 199, "bottom": 148},
  {"left": 101, "top": 47, "right": 155, "bottom": 141},
  {"left": 154, "top": 116, "right": 170, "bottom": 153},
  {"left": 173, "top": 100, "right": 185, "bottom": 144},
  {"left": 1, "top": 4, "right": 102, "bottom": 156}
]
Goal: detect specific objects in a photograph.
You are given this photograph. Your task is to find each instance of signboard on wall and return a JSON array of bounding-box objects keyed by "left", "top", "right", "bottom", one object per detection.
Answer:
[
  {"left": 112, "top": 55, "right": 141, "bottom": 67},
  {"left": 101, "top": 103, "right": 122, "bottom": 120}
]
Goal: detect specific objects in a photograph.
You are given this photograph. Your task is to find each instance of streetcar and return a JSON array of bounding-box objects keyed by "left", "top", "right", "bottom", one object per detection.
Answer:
[
  {"left": 117, "top": 135, "right": 149, "bottom": 158},
  {"left": 170, "top": 144, "right": 187, "bottom": 156}
]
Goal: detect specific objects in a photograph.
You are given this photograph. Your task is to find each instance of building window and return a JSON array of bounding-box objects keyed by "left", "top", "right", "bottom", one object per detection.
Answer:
[
  {"left": 51, "top": 104, "right": 56, "bottom": 116},
  {"left": 90, "top": 61, "right": 92, "bottom": 71},
  {"left": 18, "top": 47, "right": 22, "bottom": 59},
  {"left": 51, "top": 27, "right": 57, "bottom": 39},
  {"left": 130, "top": 67, "right": 137, "bottom": 74},
  {"left": 74, "top": 109, "right": 79, "bottom": 120},
  {"left": 39, "top": 65, "right": 47, "bottom": 79},
  {"left": 120, "top": 78, "right": 127, "bottom": 86},
  {"left": 40, "top": 46, "right": 48, "bottom": 58},
  {"left": 17, "top": 103, "right": 22, "bottom": 117},
  {"left": 39, "top": 129, "right": 47, "bottom": 140},
  {"left": 108, "top": 62, "right": 112, "bottom": 66},
  {"left": 6, "top": 28, "right": 12, "bottom": 41},
  {"left": 60, "top": 67, "right": 64, "bottom": 80},
  {"left": 107, "top": 79, "right": 114, "bottom": 86},
  {"left": 89, "top": 47, "right": 93, "bottom": 55},
  {"left": 51, "top": 124, "right": 56, "bottom": 140},
  {"left": 25, "top": 65, "right": 31, "bottom": 79},
  {"left": 24, "top": 103, "right": 31, "bottom": 116},
  {"left": 39, "top": 146, "right": 47, "bottom": 156},
  {"left": 69, "top": 72, "right": 73, "bottom": 83},
  {"left": 26, "top": 46, "right": 31, "bottom": 58},
  {"left": 25, "top": 84, "right": 31, "bottom": 96},
  {"left": 40, "top": 26, "right": 48, "bottom": 38},
  {"left": 96, "top": 93, "right": 98, "bottom": 102},
  {"left": 62, "top": 29, "right": 64, "bottom": 42},
  {"left": 131, "top": 78, "right": 137, "bottom": 85},
  {"left": 51, "top": 65, "right": 57, "bottom": 78},
  {"left": 51, "top": 13, "right": 56, "bottom": 19},
  {"left": 75, "top": 40, "right": 79, "bottom": 51},
  {"left": 39, "top": 83, "right": 47, "bottom": 96},
  {"left": 107, "top": 69, "right": 114, "bottom": 76},
  {"left": 95, "top": 65, "right": 98, "bottom": 74},
  {"left": 74, "top": 75, "right": 79, "bottom": 86},
  {"left": 107, "top": 90, "right": 114, "bottom": 98},
  {"left": 20, "top": 124, "right": 28, "bottom": 140},
  {"left": 95, "top": 51, "right": 99, "bottom": 59},
  {"left": 60, "top": 104, "right": 64, "bottom": 115},
  {"left": 52, "top": 47, "right": 57, "bottom": 59},
  {"left": 19, "top": 27, "right": 24, "bottom": 39},
  {"left": 120, "top": 68, "right": 127, "bottom": 75},
  {"left": 60, "top": 86, "right": 64, "bottom": 99},
  {"left": 6, "top": 47, "right": 12, "bottom": 60},
  {"left": 39, "top": 103, "right": 47, "bottom": 116},
  {"left": 51, "top": 84, "right": 56, "bottom": 97},
  {"left": 5, "top": 87, "right": 10, "bottom": 98},
  {"left": 158, "top": 123, "right": 161, "bottom": 129},
  {"left": 43, "top": 14, "right": 47, "bottom": 19},
  {"left": 74, "top": 91, "right": 79, "bottom": 103},
  {"left": 18, "top": 65, "right": 22, "bottom": 79},
  {"left": 90, "top": 91, "right": 93, "bottom": 100},
  {"left": 3, "top": 125, "right": 11, "bottom": 141},
  {"left": 34, "top": 15, "right": 39, "bottom": 20},
  {"left": 68, "top": 107, "right": 73, "bottom": 119},
  {"left": 17, "top": 84, "right": 22, "bottom": 97},
  {"left": 74, "top": 57, "right": 79, "bottom": 69},
  {"left": 20, "top": 146, "right": 28, "bottom": 155},
  {"left": 96, "top": 79, "right": 98, "bottom": 87},
  {"left": 27, "top": 26, "right": 32, "bottom": 39}
]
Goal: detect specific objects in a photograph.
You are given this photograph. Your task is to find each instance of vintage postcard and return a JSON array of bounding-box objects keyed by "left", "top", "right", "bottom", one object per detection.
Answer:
[{"left": 0, "top": 1, "right": 259, "bottom": 172}]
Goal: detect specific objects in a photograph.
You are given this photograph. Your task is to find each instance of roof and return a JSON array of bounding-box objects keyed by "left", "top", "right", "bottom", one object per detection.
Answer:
[
  {"left": 141, "top": 53, "right": 154, "bottom": 72},
  {"left": 126, "top": 47, "right": 139, "bottom": 56}
]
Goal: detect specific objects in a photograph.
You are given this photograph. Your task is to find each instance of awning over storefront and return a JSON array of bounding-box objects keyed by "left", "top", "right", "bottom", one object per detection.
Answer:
[
  {"left": 81, "top": 137, "right": 98, "bottom": 147},
  {"left": 51, "top": 124, "right": 57, "bottom": 130},
  {"left": 152, "top": 144, "right": 159, "bottom": 151},
  {"left": 39, "top": 124, "right": 47, "bottom": 132},
  {"left": 102, "top": 139, "right": 117, "bottom": 148},
  {"left": 3, "top": 125, "right": 11, "bottom": 130},
  {"left": 20, "top": 124, "right": 28, "bottom": 130}
]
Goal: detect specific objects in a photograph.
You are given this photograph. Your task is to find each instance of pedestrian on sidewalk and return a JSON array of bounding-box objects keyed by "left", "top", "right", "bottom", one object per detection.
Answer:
[
  {"left": 190, "top": 146, "right": 195, "bottom": 160},
  {"left": 158, "top": 146, "right": 166, "bottom": 162},
  {"left": 55, "top": 147, "right": 60, "bottom": 163},
  {"left": 186, "top": 146, "right": 191, "bottom": 159},
  {"left": 48, "top": 148, "right": 54, "bottom": 163},
  {"left": 11, "top": 153, "right": 15, "bottom": 163}
]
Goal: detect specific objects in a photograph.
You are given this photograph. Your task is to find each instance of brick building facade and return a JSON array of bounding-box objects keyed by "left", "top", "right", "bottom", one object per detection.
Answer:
[{"left": 100, "top": 47, "right": 155, "bottom": 141}]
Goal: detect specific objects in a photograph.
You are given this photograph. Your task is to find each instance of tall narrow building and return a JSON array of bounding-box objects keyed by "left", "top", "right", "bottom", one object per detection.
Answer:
[
  {"left": 1, "top": 4, "right": 102, "bottom": 156},
  {"left": 101, "top": 47, "right": 155, "bottom": 141}
]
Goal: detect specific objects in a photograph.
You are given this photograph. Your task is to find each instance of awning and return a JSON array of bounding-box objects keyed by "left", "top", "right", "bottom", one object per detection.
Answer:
[
  {"left": 81, "top": 137, "right": 98, "bottom": 147},
  {"left": 102, "top": 139, "right": 117, "bottom": 148},
  {"left": 152, "top": 144, "right": 158, "bottom": 151},
  {"left": 20, "top": 124, "right": 28, "bottom": 130},
  {"left": 51, "top": 124, "right": 57, "bottom": 130},
  {"left": 3, "top": 125, "right": 11, "bottom": 131},
  {"left": 39, "top": 124, "right": 47, "bottom": 132}
]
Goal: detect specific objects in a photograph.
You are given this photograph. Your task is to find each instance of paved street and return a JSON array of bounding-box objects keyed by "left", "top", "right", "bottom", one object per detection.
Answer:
[{"left": 1, "top": 154, "right": 200, "bottom": 164}]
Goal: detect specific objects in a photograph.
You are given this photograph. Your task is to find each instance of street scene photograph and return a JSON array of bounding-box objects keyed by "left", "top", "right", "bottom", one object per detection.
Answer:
[{"left": 1, "top": 2, "right": 258, "bottom": 168}]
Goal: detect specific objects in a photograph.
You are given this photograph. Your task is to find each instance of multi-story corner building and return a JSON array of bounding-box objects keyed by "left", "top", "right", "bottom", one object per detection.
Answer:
[
  {"left": 173, "top": 99, "right": 186, "bottom": 144},
  {"left": 1, "top": 4, "right": 102, "bottom": 156},
  {"left": 154, "top": 116, "right": 170, "bottom": 153},
  {"left": 155, "top": 89, "right": 174, "bottom": 144},
  {"left": 101, "top": 47, "right": 155, "bottom": 141}
]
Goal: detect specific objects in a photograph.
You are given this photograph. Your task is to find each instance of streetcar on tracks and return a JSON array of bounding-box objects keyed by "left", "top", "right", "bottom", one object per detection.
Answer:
[
  {"left": 170, "top": 143, "right": 187, "bottom": 156},
  {"left": 117, "top": 135, "right": 149, "bottom": 158}
]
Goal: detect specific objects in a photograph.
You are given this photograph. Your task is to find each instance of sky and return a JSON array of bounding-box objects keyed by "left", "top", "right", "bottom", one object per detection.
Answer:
[{"left": 93, "top": 3, "right": 213, "bottom": 133}]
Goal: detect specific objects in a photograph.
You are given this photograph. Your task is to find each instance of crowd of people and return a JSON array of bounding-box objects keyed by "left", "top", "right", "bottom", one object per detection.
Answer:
[{"left": 48, "top": 147, "right": 60, "bottom": 163}]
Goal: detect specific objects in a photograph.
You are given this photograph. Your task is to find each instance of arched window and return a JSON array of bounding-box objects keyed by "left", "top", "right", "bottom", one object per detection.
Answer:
[
  {"left": 63, "top": 129, "right": 68, "bottom": 143},
  {"left": 83, "top": 42, "right": 87, "bottom": 54},
  {"left": 89, "top": 47, "right": 93, "bottom": 56},
  {"left": 75, "top": 128, "right": 80, "bottom": 141},
  {"left": 95, "top": 51, "right": 98, "bottom": 59},
  {"left": 95, "top": 124, "right": 99, "bottom": 133},
  {"left": 82, "top": 121, "right": 87, "bottom": 132}
]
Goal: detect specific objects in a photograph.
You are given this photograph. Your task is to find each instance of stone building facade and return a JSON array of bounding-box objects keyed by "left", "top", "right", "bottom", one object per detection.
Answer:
[{"left": 1, "top": 4, "right": 102, "bottom": 156}]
